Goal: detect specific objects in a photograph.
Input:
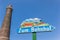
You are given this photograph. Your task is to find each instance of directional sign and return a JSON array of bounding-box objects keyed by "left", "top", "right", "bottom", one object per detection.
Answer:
[
  {"left": 18, "top": 25, "right": 55, "bottom": 33},
  {"left": 18, "top": 18, "right": 55, "bottom": 33},
  {"left": 18, "top": 18, "right": 55, "bottom": 40}
]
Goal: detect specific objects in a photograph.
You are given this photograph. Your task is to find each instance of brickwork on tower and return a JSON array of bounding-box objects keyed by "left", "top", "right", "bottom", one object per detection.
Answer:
[{"left": 0, "top": 5, "right": 13, "bottom": 40}]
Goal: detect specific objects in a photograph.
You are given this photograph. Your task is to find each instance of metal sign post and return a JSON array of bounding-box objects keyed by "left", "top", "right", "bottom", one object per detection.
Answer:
[{"left": 32, "top": 32, "right": 36, "bottom": 40}]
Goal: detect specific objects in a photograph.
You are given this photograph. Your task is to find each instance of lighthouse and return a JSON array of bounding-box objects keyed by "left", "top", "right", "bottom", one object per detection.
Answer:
[{"left": 0, "top": 4, "right": 13, "bottom": 40}]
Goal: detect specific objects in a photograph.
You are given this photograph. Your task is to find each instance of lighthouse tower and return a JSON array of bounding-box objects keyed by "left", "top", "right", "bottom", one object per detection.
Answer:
[{"left": 0, "top": 5, "right": 13, "bottom": 40}]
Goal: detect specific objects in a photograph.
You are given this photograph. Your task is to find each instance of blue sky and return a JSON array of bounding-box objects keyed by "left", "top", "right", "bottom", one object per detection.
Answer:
[{"left": 0, "top": 0, "right": 60, "bottom": 40}]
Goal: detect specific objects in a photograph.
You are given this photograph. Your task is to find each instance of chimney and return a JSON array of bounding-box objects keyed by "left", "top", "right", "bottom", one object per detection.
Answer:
[{"left": 0, "top": 4, "right": 13, "bottom": 40}]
